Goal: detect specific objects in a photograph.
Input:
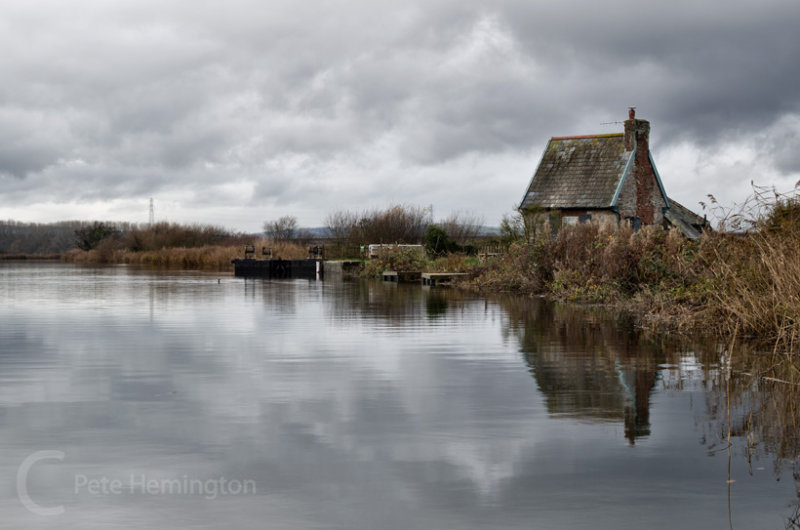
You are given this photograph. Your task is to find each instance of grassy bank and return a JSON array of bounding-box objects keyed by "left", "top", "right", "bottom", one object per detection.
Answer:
[
  {"left": 467, "top": 193, "right": 800, "bottom": 348},
  {"left": 63, "top": 235, "right": 310, "bottom": 272},
  {"left": 64, "top": 245, "right": 242, "bottom": 271},
  {"left": 1, "top": 253, "right": 63, "bottom": 260},
  {"left": 361, "top": 248, "right": 479, "bottom": 278}
]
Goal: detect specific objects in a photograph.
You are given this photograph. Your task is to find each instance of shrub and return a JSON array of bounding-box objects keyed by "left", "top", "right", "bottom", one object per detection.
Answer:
[
  {"left": 74, "top": 222, "right": 119, "bottom": 250},
  {"left": 263, "top": 216, "right": 298, "bottom": 242},
  {"left": 362, "top": 247, "right": 428, "bottom": 277},
  {"left": 124, "top": 222, "right": 232, "bottom": 251}
]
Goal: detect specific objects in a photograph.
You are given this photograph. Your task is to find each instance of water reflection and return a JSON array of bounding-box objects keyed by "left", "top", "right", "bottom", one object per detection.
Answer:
[
  {"left": 499, "top": 294, "right": 800, "bottom": 527},
  {"left": 501, "top": 294, "right": 800, "bottom": 454},
  {"left": 501, "top": 298, "right": 661, "bottom": 444},
  {"left": 0, "top": 262, "right": 799, "bottom": 529}
]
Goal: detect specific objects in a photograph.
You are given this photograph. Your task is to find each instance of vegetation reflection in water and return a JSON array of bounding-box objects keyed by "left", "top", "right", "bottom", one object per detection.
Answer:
[
  {"left": 1, "top": 263, "right": 799, "bottom": 528},
  {"left": 276, "top": 276, "right": 800, "bottom": 527},
  {"left": 497, "top": 293, "right": 800, "bottom": 527},
  {"left": 323, "top": 278, "right": 800, "bottom": 526},
  {"left": 304, "top": 276, "right": 800, "bottom": 526}
]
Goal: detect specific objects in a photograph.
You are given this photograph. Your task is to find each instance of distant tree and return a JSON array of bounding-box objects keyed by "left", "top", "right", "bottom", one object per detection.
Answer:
[
  {"left": 123, "top": 222, "right": 233, "bottom": 251},
  {"left": 325, "top": 210, "right": 359, "bottom": 242},
  {"left": 263, "top": 216, "right": 298, "bottom": 242},
  {"left": 499, "top": 212, "right": 528, "bottom": 245},
  {"left": 424, "top": 224, "right": 462, "bottom": 256},
  {"left": 438, "top": 211, "right": 484, "bottom": 243},
  {"left": 74, "top": 222, "right": 118, "bottom": 251},
  {"left": 356, "top": 205, "right": 431, "bottom": 243}
]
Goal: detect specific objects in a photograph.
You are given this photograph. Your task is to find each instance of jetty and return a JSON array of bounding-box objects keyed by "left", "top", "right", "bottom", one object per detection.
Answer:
[
  {"left": 421, "top": 272, "right": 467, "bottom": 286},
  {"left": 380, "top": 270, "right": 467, "bottom": 286},
  {"left": 232, "top": 245, "right": 324, "bottom": 279},
  {"left": 382, "top": 271, "right": 422, "bottom": 283},
  {"left": 232, "top": 258, "right": 323, "bottom": 279}
]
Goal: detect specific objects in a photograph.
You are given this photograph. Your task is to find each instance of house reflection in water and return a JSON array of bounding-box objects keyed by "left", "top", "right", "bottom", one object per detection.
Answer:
[{"left": 502, "top": 296, "right": 664, "bottom": 445}]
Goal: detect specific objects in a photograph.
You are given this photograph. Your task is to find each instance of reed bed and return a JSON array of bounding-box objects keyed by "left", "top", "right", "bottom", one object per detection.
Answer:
[
  {"left": 64, "top": 245, "right": 240, "bottom": 271},
  {"left": 468, "top": 190, "right": 800, "bottom": 348},
  {"left": 700, "top": 226, "right": 800, "bottom": 347},
  {"left": 361, "top": 248, "right": 477, "bottom": 278},
  {"left": 64, "top": 239, "right": 311, "bottom": 272},
  {"left": 1, "top": 253, "right": 63, "bottom": 260}
]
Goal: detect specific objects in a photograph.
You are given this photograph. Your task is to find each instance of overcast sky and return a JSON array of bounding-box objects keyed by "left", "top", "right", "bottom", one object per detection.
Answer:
[{"left": 1, "top": 0, "right": 799, "bottom": 232}]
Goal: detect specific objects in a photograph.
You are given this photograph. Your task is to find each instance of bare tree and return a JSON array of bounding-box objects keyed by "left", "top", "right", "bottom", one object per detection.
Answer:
[
  {"left": 322, "top": 205, "right": 432, "bottom": 244},
  {"left": 325, "top": 210, "right": 359, "bottom": 242},
  {"left": 356, "top": 204, "right": 432, "bottom": 243},
  {"left": 439, "top": 211, "right": 484, "bottom": 243},
  {"left": 263, "top": 216, "right": 298, "bottom": 241}
]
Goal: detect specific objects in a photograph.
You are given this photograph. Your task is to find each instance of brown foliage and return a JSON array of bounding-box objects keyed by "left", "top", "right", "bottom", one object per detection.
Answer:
[
  {"left": 438, "top": 211, "right": 484, "bottom": 243},
  {"left": 325, "top": 205, "right": 432, "bottom": 245},
  {"left": 124, "top": 222, "right": 234, "bottom": 251},
  {"left": 469, "top": 223, "right": 698, "bottom": 302},
  {"left": 64, "top": 239, "right": 311, "bottom": 271},
  {"left": 470, "top": 186, "right": 800, "bottom": 347}
]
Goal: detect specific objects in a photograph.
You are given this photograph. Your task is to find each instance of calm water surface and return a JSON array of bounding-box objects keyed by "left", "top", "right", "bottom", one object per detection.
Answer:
[{"left": 0, "top": 262, "right": 797, "bottom": 529}]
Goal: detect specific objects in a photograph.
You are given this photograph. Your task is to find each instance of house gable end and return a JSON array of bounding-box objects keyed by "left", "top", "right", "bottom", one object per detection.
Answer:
[
  {"left": 610, "top": 148, "right": 636, "bottom": 208},
  {"left": 648, "top": 151, "right": 671, "bottom": 210}
]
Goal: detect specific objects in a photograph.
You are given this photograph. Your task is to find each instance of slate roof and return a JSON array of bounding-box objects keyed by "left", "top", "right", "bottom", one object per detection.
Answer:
[
  {"left": 520, "top": 134, "right": 632, "bottom": 210},
  {"left": 664, "top": 198, "right": 709, "bottom": 239}
]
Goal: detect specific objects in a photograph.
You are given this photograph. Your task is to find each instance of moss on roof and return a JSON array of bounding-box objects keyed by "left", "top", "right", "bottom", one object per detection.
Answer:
[{"left": 521, "top": 134, "right": 631, "bottom": 210}]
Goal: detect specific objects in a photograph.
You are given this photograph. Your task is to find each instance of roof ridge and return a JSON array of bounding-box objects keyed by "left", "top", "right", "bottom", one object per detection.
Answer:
[{"left": 550, "top": 133, "right": 623, "bottom": 140}]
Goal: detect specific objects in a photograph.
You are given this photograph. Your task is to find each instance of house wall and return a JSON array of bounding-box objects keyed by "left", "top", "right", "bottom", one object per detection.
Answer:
[
  {"left": 616, "top": 168, "right": 637, "bottom": 219},
  {"left": 525, "top": 209, "right": 619, "bottom": 239},
  {"left": 560, "top": 210, "right": 618, "bottom": 227}
]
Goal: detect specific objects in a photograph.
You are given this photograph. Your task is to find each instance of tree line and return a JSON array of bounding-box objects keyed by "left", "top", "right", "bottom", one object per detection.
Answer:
[
  {"left": 0, "top": 220, "right": 134, "bottom": 255},
  {"left": 0, "top": 220, "right": 242, "bottom": 256},
  {"left": 264, "top": 205, "right": 485, "bottom": 247},
  {"left": 2, "top": 204, "right": 489, "bottom": 256}
]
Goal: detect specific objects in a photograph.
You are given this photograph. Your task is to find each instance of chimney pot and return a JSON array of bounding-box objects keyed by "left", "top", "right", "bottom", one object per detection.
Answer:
[{"left": 628, "top": 107, "right": 636, "bottom": 120}]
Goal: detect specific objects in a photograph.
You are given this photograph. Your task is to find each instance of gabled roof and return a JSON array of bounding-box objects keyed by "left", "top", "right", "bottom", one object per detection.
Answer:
[
  {"left": 664, "top": 198, "right": 709, "bottom": 239},
  {"left": 520, "top": 134, "right": 632, "bottom": 210}
]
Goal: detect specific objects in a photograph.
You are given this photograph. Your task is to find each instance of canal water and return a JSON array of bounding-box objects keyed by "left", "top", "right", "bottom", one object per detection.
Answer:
[{"left": 0, "top": 262, "right": 797, "bottom": 529}]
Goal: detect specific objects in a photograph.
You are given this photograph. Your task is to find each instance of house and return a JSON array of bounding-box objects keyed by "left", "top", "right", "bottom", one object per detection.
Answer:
[{"left": 519, "top": 109, "right": 707, "bottom": 238}]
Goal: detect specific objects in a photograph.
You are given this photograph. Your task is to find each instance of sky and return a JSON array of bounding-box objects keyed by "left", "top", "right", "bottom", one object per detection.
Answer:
[{"left": 1, "top": 0, "right": 799, "bottom": 232}]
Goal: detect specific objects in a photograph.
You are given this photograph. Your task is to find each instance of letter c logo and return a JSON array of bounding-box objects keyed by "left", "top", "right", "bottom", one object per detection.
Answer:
[{"left": 17, "top": 450, "right": 65, "bottom": 516}]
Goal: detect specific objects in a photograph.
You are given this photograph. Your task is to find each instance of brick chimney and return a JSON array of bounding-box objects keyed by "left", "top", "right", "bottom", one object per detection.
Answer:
[
  {"left": 623, "top": 108, "right": 662, "bottom": 224},
  {"left": 624, "top": 108, "right": 650, "bottom": 153}
]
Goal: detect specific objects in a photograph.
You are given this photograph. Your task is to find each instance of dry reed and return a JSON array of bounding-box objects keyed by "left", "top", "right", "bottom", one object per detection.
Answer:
[{"left": 468, "top": 187, "right": 800, "bottom": 347}]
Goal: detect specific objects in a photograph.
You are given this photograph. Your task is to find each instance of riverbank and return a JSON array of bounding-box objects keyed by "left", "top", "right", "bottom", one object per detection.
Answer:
[
  {"left": 465, "top": 200, "right": 800, "bottom": 349},
  {"left": 61, "top": 240, "right": 311, "bottom": 271},
  {"left": 0, "top": 253, "right": 63, "bottom": 260},
  {"left": 26, "top": 191, "right": 800, "bottom": 350}
]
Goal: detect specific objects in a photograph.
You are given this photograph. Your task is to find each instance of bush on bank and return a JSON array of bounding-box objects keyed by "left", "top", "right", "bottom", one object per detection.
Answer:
[{"left": 467, "top": 194, "right": 800, "bottom": 346}]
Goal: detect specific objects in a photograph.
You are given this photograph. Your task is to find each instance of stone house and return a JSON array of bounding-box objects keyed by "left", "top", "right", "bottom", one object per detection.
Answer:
[{"left": 519, "top": 109, "right": 707, "bottom": 238}]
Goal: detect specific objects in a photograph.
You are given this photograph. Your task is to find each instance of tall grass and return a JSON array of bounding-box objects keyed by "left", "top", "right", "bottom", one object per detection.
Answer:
[
  {"left": 64, "top": 245, "right": 241, "bottom": 271},
  {"left": 700, "top": 191, "right": 800, "bottom": 346},
  {"left": 468, "top": 187, "right": 800, "bottom": 347},
  {"left": 361, "top": 247, "right": 477, "bottom": 278},
  {"left": 63, "top": 223, "right": 311, "bottom": 272},
  {"left": 67, "top": 238, "right": 313, "bottom": 269},
  {"left": 469, "top": 223, "right": 699, "bottom": 302}
]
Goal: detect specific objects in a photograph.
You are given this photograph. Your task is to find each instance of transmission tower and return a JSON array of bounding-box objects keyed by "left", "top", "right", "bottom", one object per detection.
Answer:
[{"left": 148, "top": 198, "right": 154, "bottom": 226}]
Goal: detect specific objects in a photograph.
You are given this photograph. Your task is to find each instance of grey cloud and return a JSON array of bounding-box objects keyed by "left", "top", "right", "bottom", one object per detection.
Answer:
[
  {"left": 497, "top": 0, "right": 800, "bottom": 143},
  {"left": 1, "top": 0, "right": 799, "bottom": 226},
  {"left": 759, "top": 118, "right": 800, "bottom": 176}
]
